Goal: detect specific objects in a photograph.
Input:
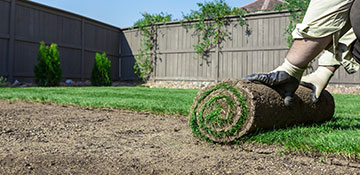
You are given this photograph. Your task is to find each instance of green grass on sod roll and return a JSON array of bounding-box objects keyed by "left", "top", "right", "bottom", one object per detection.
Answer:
[
  {"left": 0, "top": 87, "right": 359, "bottom": 157},
  {"left": 190, "top": 83, "right": 248, "bottom": 142}
]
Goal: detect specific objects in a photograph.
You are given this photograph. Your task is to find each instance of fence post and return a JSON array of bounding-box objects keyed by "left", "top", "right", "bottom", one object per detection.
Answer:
[
  {"left": 215, "top": 42, "right": 220, "bottom": 83},
  {"left": 7, "top": 0, "right": 16, "bottom": 82},
  {"left": 81, "top": 18, "right": 85, "bottom": 81},
  {"left": 151, "top": 26, "right": 158, "bottom": 82},
  {"left": 118, "top": 32, "right": 122, "bottom": 81}
]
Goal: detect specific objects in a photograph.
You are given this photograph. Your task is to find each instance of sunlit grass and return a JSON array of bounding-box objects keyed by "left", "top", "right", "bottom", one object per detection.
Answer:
[
  {"left": 242, "top": 94, "right": 360, "bottom": 157},
  {"left": 0, "top": 87, "right": 359, "bottom": 157},
  {"left": 0, "top": 86, "right": 198, "bottom": 115}
]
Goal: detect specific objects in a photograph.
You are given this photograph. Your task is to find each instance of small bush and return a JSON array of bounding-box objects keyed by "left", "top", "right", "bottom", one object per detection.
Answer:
[
  {"left": 0, "top": 76, "right": 7, "bottom": 87},
  {"left": 34, "top": 42, "right": 62, "bottom": 86},
  {"left": 91, "top": 52, "right": 112, "bottom": 86}
]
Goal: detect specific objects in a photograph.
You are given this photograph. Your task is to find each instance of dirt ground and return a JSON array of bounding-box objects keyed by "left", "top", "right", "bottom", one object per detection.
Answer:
[{"left": 0, "top": 100, "right": 359, "bottom": 175}]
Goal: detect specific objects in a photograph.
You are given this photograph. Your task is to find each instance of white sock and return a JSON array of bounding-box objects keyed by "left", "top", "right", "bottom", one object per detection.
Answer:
[{"left": 272, "top": 59, "right": 305, "bottom": 81}]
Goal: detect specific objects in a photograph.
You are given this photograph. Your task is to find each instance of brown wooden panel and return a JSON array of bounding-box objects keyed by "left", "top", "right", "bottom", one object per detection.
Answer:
[
  {"left": 13, "top": 41, "right": 38, "bottom": 76},
  {"left": 105, "top": 30, "right": 120, "bottom": 55},
  {"left": 83, "top": 51, "right": 96, "bottom": 79},
  {"left": 0, "top": 39, "right": 8, "bottom": 76},
  {"left": 85, "top": 23, "right": 120, "bottom": 56},
  {"left": 58, "top": 47, "right": 82, "bottom": 78},
  {"left": 15, "top": 4, "right": 60, "bottom": 43},
  {"left": 121, "top": 32, "right": 134, "bottom": 55},
  {"left": 120, "top": 56, "right": 138, "bottom": 81},
  {"left": 108, "top": 55, "right": 120, "bottom": 81},
  {"left": 0, "top": 0, "right": 9, "bottom": 35},
  {"left": 166, "top": 53, "right": 175, "bottom": 77},
  {"left": 60, "top": 16, "right": 81, "bottom": 46},
  {"left": 14, "top": 4, "right": 36, "bottom": 39},
  {"left": 0, "top": 0, "right": 121, "bottom": 81},
  {"left": 155, "top": 53, "right": 166, "bottom": 77},
  {"left": 157, "top": 27, "right": 166, "bottom": 52}
]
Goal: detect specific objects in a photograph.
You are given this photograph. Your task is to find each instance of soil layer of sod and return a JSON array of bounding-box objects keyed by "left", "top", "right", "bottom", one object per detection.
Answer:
[
  {"left": 190, "top": 79, "right": 335, "bottom": 143},
  {"left": 0, "top": 100, "right": 359, "bottom": 174}
]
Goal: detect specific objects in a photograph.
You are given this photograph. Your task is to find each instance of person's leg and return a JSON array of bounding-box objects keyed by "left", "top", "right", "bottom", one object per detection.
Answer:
[
  {"left": 300, "top": 50, "right": 339, "bottom": 102},
  {"left": 285, "top": 0, "right": 355, "bottom": 70},
  {"left": 286, "top": 36, "right": 333, "bottom": 69},
  {"left": 245, "top": 0, "right": 354, "bottom": 106},
  {"left": 350, "top": 0, "right": 360, "bottom": 39},
  {"left": 350, "top": 0, "right": 360, "bottom": 63},
  {"left": 352, "top": 40, "right": 360, "bottom": 63},
  {"left": 300, "top": 28, "right": 358, "bottom": 102}
]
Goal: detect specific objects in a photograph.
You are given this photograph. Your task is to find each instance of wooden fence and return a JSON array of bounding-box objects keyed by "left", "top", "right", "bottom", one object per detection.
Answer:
[
  {"left": 121, "top": 11, "right": 360, "bottom": 85},
  {"left": 0, "top": 0, "right": 121, "bottom": 82},
  {"left": 1, "top": 0, "right": 359, "bottom": 85}
]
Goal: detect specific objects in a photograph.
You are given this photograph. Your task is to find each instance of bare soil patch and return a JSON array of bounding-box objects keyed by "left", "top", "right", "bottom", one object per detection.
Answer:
[{"left": 0, "top": 100, "right": 359, "bottom": 174}]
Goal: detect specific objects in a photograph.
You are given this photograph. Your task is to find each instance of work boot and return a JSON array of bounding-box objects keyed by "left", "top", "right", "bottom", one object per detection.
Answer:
[
  {"left": 244, "top": 59, "right": 305, "bottom": 107},
  {"left": 300, "top": 66, "right": 333, "bottom": 102}
]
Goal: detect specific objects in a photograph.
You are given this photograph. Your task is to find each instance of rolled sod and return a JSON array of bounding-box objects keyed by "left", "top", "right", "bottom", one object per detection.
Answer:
[{"left": 189, "top": 79, "right": 335, "bottom": 143}]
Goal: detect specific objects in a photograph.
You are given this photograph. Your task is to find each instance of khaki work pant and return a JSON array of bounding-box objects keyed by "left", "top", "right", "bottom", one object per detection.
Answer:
[{"left": 292, "top": 0, "right": 359, "bottom": 74}]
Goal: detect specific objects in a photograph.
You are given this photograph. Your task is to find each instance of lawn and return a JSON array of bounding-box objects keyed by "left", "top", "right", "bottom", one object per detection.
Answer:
[
  {"left": 0, "top": 86, "right": 359, "bottom": 158},
  {"left": 0, "top": 86, "right": 198, "bottom": 115}
]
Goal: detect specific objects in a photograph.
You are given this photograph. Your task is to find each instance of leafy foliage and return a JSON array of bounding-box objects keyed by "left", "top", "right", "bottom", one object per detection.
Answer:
[
  {"left": 274, "top": 0, "right": 310, "bottom": 47},
  {"left": 133, "top": 12, "right": 172, "bottom": 82},
  {"left": 0, "top": 76, "right": 7, "bottom": 87},
  {"left": 34, "top": 42, "right": 62, "bottom": 87},
  {"left": 182, "top": 0, "right": 247, "bottom": 59},
  {"left": 91, "top": 52, "right": 112, "bottom": 86}
]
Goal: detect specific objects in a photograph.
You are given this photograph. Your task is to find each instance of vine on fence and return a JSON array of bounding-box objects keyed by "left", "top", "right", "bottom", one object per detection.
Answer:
[
  {"left": 274, "top": 0, "right": 310, "bottom": 47},
  {"left": 133, "top": 12, "right": 172, "bottom": 82},
  {"left": 132, "top": 1, "right": 249, "bottom": 81},
  {"left": 182, "top": 0, "right": 247, "bottom": 60}
]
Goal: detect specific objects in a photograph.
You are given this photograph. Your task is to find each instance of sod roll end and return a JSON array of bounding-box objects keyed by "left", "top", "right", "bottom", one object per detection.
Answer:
[{"left": 189, "top": 79, "right": 335, "bottom": 143}]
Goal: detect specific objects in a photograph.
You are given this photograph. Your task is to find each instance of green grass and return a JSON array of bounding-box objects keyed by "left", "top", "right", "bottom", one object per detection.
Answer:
[
  {"left": 242, "top": 94, "right": 360, "bottom": 158},
  {"left": 0, "top": 86, "right": 198, "bottom": 115},
  {"left": 0, "top": 87, "right": 359, "bottom": 157}
]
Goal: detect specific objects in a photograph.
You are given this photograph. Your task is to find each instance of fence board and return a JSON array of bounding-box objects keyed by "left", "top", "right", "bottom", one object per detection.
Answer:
[
  {"left": 0, "top": 0, "right": 120, "bottom": 81},
  {"left": 108, "top": 55, "right": 119, "bottom": 81},
  {"left": 120, "top": 56, "right": 137, "bottom": 81},
  {"left": 60, "top": 16, "right": 81, "bottom": 46},
  {"left": 0, "top": 0, "right": 10, "bottom": 35},
  {"left": 0, "top": 39, "right": 8, "bottom": 75},
  {"left": 58, "top": 47, "right": 82, "bottom": 77},
  {"left": 13, "top": 41, "right": 38, "bottom": 76}
]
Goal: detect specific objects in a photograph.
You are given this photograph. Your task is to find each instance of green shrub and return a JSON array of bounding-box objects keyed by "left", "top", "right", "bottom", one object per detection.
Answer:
[
  {"left": 0, "top": 76, "right": 7, "bottom": 87},
  {"left": 91, "top": 52, "right": 112, "bottom": 86},
  {"left": 34, "top": 42, "right": 62, "bottom": 86}
]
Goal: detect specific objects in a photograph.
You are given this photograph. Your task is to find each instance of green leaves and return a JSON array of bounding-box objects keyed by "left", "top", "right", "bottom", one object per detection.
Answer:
[
  {"left": 0, "top": 76, "right": 7, "bottom": 87},
  {"left": 132, "top": 1, "right": 248, "bottom": 80},
  {"left": 91, "top": 52, "right": 112, "bottom": 86},
  {"left": 182, "top": 0, "right": 247, "bottom": 60},
  {"left": 133, "top": 13, "right": 172, "bottom": 82},
  {"left": 274, "top": 0, "right": 310, "bottom": 47},
  {"left": 34, "top": 42, "right": 62, "bottom": 87}
]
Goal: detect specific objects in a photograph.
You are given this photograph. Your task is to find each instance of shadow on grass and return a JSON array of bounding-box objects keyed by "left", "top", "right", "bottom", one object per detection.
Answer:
[{"left": 324, "top": 116, "right": 360, "bottom": 130}]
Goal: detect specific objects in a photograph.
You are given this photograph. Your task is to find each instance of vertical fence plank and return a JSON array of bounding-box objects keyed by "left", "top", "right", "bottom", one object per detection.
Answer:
[
  {"left": 215, "top": 43, "right": 220, "bottom": 82},
  {"left": 7, "top": 0, "right": 15, "bottom": 82},
  {"left": 81, "top": 18, "right": 85, "bottom": 81}
]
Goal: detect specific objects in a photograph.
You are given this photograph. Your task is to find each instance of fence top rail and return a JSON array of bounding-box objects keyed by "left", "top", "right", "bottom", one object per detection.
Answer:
[
  {"left": 20, "top": 0, "right": 121, "bottom": 30},
  {"left": 121, "top": 10, "right": 291, "bottom": 31}
]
